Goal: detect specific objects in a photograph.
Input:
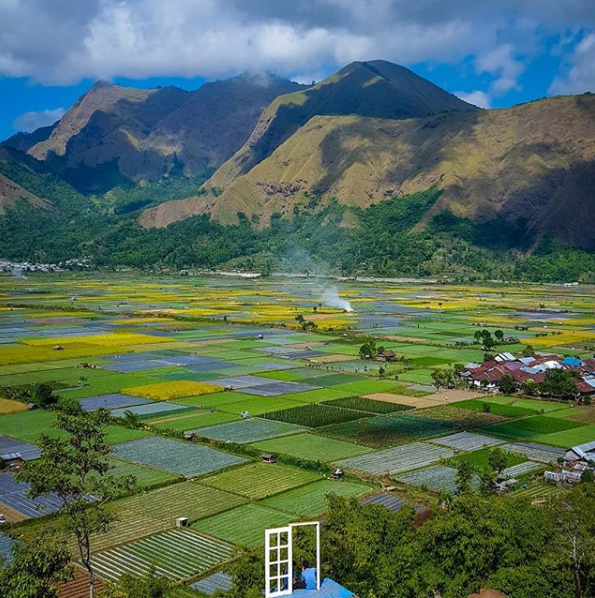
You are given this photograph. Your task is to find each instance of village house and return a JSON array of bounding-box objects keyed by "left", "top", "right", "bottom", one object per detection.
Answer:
[{"left": 460, "top": 352, "right": 595, "bottom": 397}]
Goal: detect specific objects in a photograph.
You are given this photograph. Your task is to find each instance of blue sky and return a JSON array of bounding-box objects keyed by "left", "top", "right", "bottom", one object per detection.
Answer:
[{"left": 1, "top": 1, "right": 594, "bottom": 141}]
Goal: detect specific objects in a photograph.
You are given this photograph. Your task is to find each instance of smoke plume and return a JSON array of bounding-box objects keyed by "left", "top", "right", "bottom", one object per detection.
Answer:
[{"left": 320, "top": 285, "right": 353, "bottom": 312}]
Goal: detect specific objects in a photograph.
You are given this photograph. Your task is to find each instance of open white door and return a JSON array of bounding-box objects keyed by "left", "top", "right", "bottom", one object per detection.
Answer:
[
  {"left": 264, "top": 521, "right": 321, "bottom": 597},
  {"left": 265, "top": 525, "right": 293, "bottom": 598}
]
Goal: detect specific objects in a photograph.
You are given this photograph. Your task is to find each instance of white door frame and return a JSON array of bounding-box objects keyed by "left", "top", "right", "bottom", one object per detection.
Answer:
[{"left": 264, "top": 521, "right": 321, "bottom": 597}]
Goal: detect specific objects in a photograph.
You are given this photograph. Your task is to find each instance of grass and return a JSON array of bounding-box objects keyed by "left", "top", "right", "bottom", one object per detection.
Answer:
[
  {"left": 262, "top": 403, "right": 369, "bottom": 428},
  {"left": 452, "top": 399, "right": 537, "bottom": 418},
  {"left": 147, "top": 411, "right": 239, "bottom": 432},
  {"left": 260, "top": 480, "right": 371, "bottom": 518},
  {"left": 253, "top": 432, "right": 373, "bottom": 462},
  {"left": 0, "top": 410, "right": 147, "bottom": 445},
  {"left": 193, "top": 504, "right": 294, "bottom": 548},
  {"left": 201, "top": 462, "right": 321, "bottom": 499},
  {"left": 537, "top": 424, "right": 595, "bottom": 448},
  {"left": 481, "top": 416, "right": 586, "bottom": 440}
]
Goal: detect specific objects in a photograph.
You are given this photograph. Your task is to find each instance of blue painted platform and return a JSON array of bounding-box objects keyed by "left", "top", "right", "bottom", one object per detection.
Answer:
[{"left": 288, "top": 578, "right": 355, "bottom": 597}]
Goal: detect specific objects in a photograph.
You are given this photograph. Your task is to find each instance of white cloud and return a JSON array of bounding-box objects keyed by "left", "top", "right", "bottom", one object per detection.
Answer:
[
  {"left": 0, "top": 0, "right": 593, "bottom": 91},
  {"left": 455, "top": 90, "right": 491, "bottom": 108},
  {"left": 13, "top": 107, "right": 65, "bottom": 132},
  {"left": 550, "top": 33, "right": 595, "bottom": 94},
  {"left": 476, "top": 44, "right": 524, "bottom": 95}
]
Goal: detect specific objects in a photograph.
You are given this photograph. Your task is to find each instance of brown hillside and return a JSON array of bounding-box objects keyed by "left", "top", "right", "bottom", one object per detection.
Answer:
[
  {"left": 8, "top": 76, "right": 306, "bottom": 193},
  {"left": 207, "top": 60, "right": 474, "bottom": 189},
  {"left": 142, "top": 95, "right": 595, "bottom": 249},
  {"left": 0, "top": 172, "right": 49, "bottom": 214}
]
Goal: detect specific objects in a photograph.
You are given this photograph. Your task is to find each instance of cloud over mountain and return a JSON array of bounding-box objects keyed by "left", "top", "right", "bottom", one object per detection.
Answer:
[{"left": 0, "top": 0, "right": 594, "bottom": 94}]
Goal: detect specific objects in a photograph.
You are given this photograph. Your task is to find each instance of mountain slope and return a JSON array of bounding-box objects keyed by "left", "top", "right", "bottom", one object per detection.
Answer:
[
  {"left": 207, "top": 60, "right": 475, "bottom": 189},
  {"left": 4, "top": 76, "right": 306, "bottom": 194},
  {"left": 0, "top": 147, "right": 54, "bottom": 213},
  {"left": 141, "top": 94, "right": 595, "bottom": 249}
]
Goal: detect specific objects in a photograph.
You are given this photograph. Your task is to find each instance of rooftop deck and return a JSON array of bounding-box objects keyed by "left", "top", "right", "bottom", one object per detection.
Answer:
[{"left": 287, "top": 579, "right": 355, "bottom": 598}]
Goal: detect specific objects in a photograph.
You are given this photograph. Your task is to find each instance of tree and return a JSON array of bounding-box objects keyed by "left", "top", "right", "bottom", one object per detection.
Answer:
[
  {"left": 498, "top": 374, "right": 517, "bottom": 395},
  {"left": 522, "top": 379, "right": 538, "bottom": 396},
  {"left": 17, "top": 399, "right": 136, "bottom": 598},
  {"left": 554, "top": 487, "right": 595, "bottom": 598},
  {"left": 455, "top": 461, "right": 475, "bottom": 495},
  {"left": 487, "top": 447, "right": 508, "bottom": 477},
  {"left": 33, "top": 383, "right": 58, "bottom": 408},
  {"left": 494, "top": 329, "right": 504, "bottom": 343},
  {"left": 0, "top": 533, "right": 72, "bottom": 598},
  {"left": 103, "top": 567, "right": 170, "bottom": 598},
  {"left": 522, "top": 344, "right": 535, "bottom": 357},
  {"left": 359, "top": 340, "right": 377, "bottom": 360},
  {"left": 542, "top": 369, "right": 578, "bottom": 400}
]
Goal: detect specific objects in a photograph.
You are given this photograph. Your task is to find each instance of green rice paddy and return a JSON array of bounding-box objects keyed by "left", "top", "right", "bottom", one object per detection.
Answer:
[{"left": 2, "top": 272, "right": 595, "bottom": 576}]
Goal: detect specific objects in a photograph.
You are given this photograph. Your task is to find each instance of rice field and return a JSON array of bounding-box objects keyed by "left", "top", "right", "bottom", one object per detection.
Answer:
[
  {"left": 2, "top": 273, "right": 595, "bottom": 558},
  {"left": 253, "top": 432, "right": 373, "bottom": 462},
  {"left": 194, "top": 418, "right": 305, "bottom": 444},
  {"left": 260, "top": 479, "right": 371, "bottom": 517},
  {"left": 192, "top": 504, "right": 295, "bottom": 548},
  {"left": 201, "top": 462, "right": 321, "bottom": 499},
  {"left": 320, "top": 414, "right": 455, "bottom": 448},
  {"left": 122, "top": 381, "right": 222, "bottom": 400},
  {"left": 395, "top": 465, "right": 479, "bottom": 494},
  {"left": 262, "top": 403, "right": 370, "bottom": 428},
  {"left": 337, "top": 442, "right": 455, "bottom": 476},
  {"left": 114, "top": 437, "right": 247, "bottom": 477},
  {"left": 91, "top": 529, "right": 234, "bottom": 582}
]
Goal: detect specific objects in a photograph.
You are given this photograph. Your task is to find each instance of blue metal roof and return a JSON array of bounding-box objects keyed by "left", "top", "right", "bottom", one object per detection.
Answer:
[{"left": 563, "top": 357, "right": 582, "bottom": 367}]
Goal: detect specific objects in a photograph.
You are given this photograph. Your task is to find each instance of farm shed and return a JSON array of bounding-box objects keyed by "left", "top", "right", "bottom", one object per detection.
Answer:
[{"left": 565, "top": 440, "right": 595, "bottom": 462}]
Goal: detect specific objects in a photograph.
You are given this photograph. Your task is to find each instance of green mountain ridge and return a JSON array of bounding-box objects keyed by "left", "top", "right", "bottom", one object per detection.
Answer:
[{"left": 1, "top": 60, "right": 594, "bottom": 280}]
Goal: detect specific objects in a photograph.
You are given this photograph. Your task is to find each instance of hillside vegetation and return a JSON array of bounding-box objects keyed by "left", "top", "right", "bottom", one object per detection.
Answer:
[{"left": 151, "top": 94, "right": 595, "bottom": 251}]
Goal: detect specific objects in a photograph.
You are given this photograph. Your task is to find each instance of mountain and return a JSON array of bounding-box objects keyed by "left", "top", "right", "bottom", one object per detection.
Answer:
[
  {"left": 207, "top": 60, "right": 475, "bottom": 190},
  {"left": 3, "top": 75, "right": 306, "bottom": 194},
  {"left": 141, "top": 94, "right": 595, "bottom": 250},
  {"left": 0, "top": 147, "right": 53, "bottom": 213}
]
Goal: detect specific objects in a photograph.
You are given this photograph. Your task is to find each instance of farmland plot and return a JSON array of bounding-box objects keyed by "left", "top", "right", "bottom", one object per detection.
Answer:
[
  {"left": 195, "top": 418, "right": 305, "bottom": 444},
  {"left": 502, "top": 461, "right": 542, "bottom": 478},
  {"left": 261, "top": 480, "right": 371, "bottom": 518},
  {"left": 253, "top": 432, "right": 373, "bottom": 462},
  {"left": 92, "top": 529, "right": 234, "bottom": 582},
  {"left": 202, "top": 462, "right": 321, "bottom": 499},
  {"left": 0, "top": 435, "right": 40, "bottom": 461},
  {"left": 79, "top": 393, "right": 153, "bottom": 412},
  {"left": 502, "top": 442, "right": 565, "bottom": 463},
  {"left": 0, "top": 472, "right": 64, "bottom": 518},
  {"left": 320, "top": 414, "right": 454, "bottom": 448},
  {"left": 192, "top": 504, "right": 295, "bottom": 548},
  {"left": 92, "top": 482, "right": 246, "bottom": 552},
  {"left": 114, "top": 437, "right": 247, "bottom": 477},
  {"left": 396, "top": 465, "right": 479, "bottom": 494},
  {"left": 262, "top": 403, "right": 369, "bottom": 428},
  {"left": 322, "top": 396, "right": 411, "bottom": 414},
  {"left": 337, "top": 442, "right": 455, "bottom": 476},
  {"left": 432, "top": 432, "right": 504, "bottom": 452},
  {"left": 0, "top": 532, "right": 16, "bottom": 567}
]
